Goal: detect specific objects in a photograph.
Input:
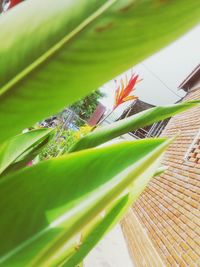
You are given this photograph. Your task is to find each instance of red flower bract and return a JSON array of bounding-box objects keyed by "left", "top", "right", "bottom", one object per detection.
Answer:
[
  {"left": 9, "top": 0, "right": 23, "bottom": 9},
  {"left": 113, "top": 74, "right": 141, "bottom": 110},
  {"left": 3, "top": 0, "right": 23, "bottom": 11}
]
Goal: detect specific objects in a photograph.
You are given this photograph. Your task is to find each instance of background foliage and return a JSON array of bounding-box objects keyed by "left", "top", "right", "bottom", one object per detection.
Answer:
[{"left": 69, "top": 90, "right": 104, "bottom": 121}]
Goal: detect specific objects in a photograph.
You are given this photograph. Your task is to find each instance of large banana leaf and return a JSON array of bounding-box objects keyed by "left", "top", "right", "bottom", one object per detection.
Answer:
[
  {"left": 61, "top": 193, "right": 131, "bottom": 267},
  {"left": 61, "top": 174, "right": 145, "bottom": 267},
  {"left": 0, "top": 128, "right": 52, "bottom": 175},
  {"left": 69, "top": 100, "right": 199, "bottom": 152},
  {"left": 0, "top": 0, "right": 199, "bottom": 142},
  {"left": 0, "top": 138, "right": 170, "bottom": 266},
  {"left": 63, "top": 166, "right": 168, "bottom": 266}
]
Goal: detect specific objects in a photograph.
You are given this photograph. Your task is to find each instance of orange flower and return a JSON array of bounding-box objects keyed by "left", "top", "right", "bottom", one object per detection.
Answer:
[{"left": 113, "top": 74, "right": 141, "bottom": 110}]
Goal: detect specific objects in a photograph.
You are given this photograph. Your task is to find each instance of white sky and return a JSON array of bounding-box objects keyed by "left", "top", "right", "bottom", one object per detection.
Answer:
[{"left": 100, "top": 24, "right": 200, "bottom": 115}]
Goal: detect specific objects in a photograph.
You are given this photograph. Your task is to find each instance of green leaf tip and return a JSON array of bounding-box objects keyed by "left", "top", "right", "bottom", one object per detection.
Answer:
[{"left": 70, "top": 100, "right": 199, "bottom": 153}]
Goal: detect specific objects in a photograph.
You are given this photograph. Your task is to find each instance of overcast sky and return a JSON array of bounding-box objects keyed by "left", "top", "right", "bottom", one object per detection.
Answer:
[{"left": 100, "top": 24, "right": 200, "bottom": 115}]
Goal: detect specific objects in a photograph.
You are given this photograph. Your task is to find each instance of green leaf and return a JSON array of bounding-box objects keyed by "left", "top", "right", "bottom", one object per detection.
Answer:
[
  {"left": 61, "top": 193, "right": 131, "bottom": 267},
  {"left": 1, "top": 137, "right": 51, "bottom": 177},
  {"left": 0, "top": 138, "right": 171, "bottom": 266},
  {"left": 69, "top": 101, "right": 200, "bottom": 152},
  {"left": 63, "top": 165, "right": 168, "bottom": 266},
  {"left": 0, "top": 0, "right": 199, "bottom": 142},
  {"left": 0, "top": 128, "right": 52, "bottom": 175}
]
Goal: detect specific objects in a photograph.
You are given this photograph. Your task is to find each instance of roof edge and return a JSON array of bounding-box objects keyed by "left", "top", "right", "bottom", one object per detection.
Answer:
[{"left": 178, "top": 64, "right": 200, "bottom": 91}]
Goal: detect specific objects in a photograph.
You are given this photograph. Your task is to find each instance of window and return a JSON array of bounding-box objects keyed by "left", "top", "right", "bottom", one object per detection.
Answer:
[{"left": 184, "top": 129, "right": 200, "bottom": 163}]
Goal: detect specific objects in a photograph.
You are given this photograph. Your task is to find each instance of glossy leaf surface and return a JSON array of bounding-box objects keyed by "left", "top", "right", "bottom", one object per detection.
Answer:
[
  {"left": 0, "top": 0, "right": 199, "bottom": 142},
  {"left": 0, "top": 128, "right": 52, "bottom": 174},
  {"left": 70, "top": 101, "right": 200, "bottom": 152},
  {"left": 62, "top": 193, "right": 131, "bottom": 267},
  {"left": 0, "top": 138, "right": 170, "bottom": 266}
]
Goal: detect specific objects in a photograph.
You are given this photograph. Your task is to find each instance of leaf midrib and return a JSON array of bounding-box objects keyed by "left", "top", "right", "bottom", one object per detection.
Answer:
[{"left": 0, "top": 0, "right": 116, "bottom": 97}]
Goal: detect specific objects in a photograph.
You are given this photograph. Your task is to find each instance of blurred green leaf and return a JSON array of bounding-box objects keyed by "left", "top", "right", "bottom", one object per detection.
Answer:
[
  {"left": 0, "top": 128, "right": 53, "bottom": 175},
  {"left": 70, "top": 101, "right": 200, "bottom": 152},
  {"left": 63, "top": 165, "right": 169, "bottom": 266},
  {"left": 61, "top": 193, "right": 131, "bottom": 267},
  {"left": 1, "top": 136, "right": 52, "bottom": 177},
  {"left": 0, "top": 0, "right": 199, "bottom": 142},
  {"left": 0, "top": 138, "right": 170, "bottom": 266}
]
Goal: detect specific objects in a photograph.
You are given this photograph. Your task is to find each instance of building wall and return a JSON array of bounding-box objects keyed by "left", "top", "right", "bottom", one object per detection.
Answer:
[
  {"left": 190, "top": 76, "right": 200, "bottom": 92},
  {"left": 123, "top": 87, "right": 200, "bottom": 267}
]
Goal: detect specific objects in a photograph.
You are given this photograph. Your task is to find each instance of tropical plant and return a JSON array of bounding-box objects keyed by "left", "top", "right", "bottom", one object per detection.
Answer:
[
  {"left": 113, "top": 74, "right": 140, "bottom": 110},
  {"left": 0, "top": 0, "right": 200, "bottom": 266},
  {"left": 96, "top": 74, "right": 141, "bottom": 126}
]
